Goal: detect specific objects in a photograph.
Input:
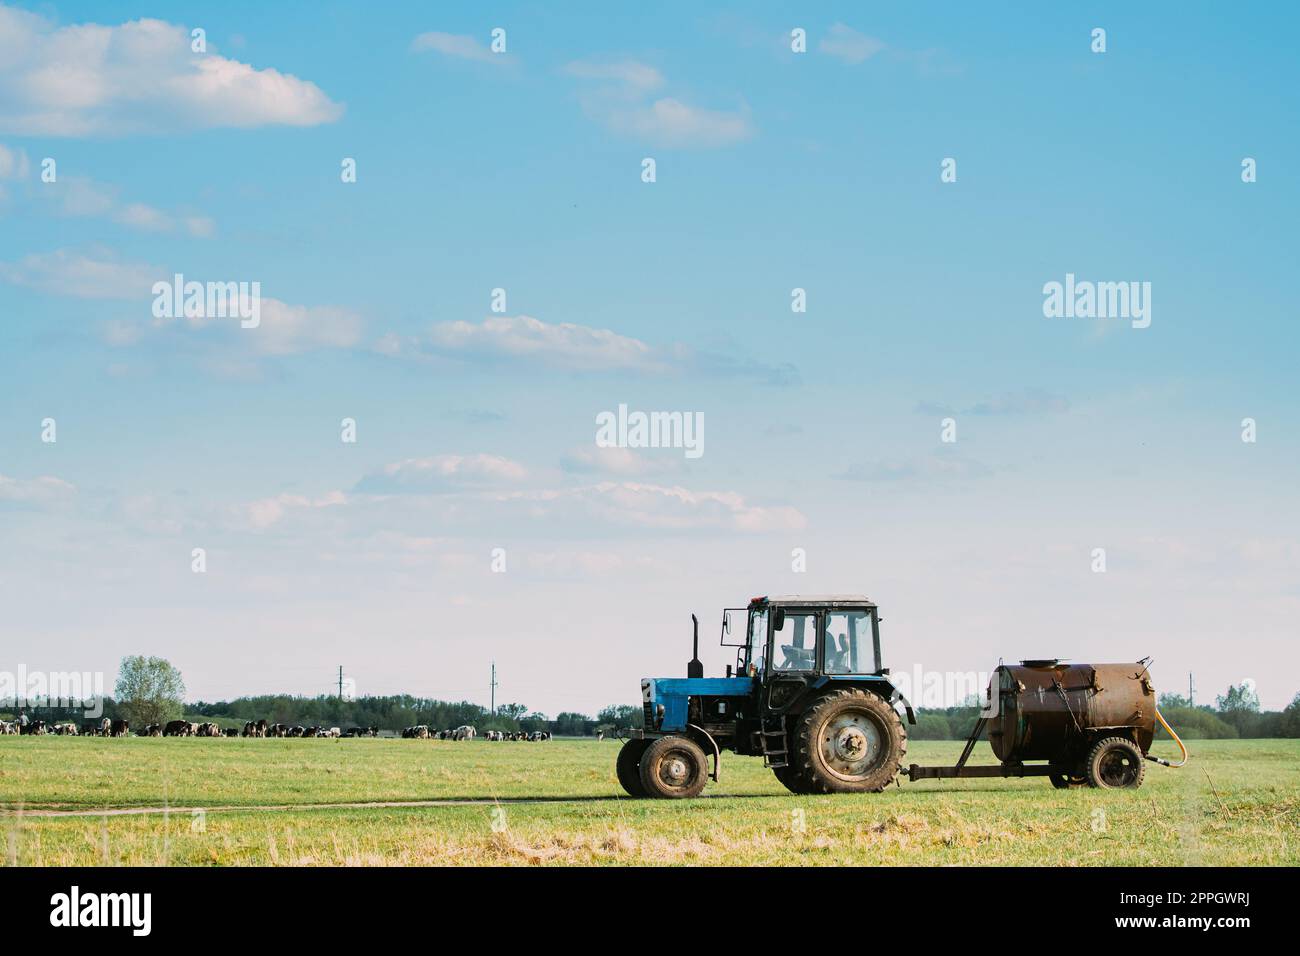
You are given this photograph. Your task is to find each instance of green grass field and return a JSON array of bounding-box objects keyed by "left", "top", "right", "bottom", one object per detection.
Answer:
[{"left": 2, "top": 737, "right": 1296, "bottom": 866}]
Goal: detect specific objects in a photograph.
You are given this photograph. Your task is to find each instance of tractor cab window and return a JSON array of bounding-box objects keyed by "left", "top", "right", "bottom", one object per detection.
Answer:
[
  {"left": 746, "top": 609, "right": 768, "bottom": 676},
  {"left": 773, "top": 611, "right": 818, "bottom": 672},
  {"left": 824, "top": 610, "right": 875, "bottom": 674}
]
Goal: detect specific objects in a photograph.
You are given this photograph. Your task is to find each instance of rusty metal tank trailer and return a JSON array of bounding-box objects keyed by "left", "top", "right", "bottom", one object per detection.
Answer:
[{"left": 904, "top": 658, "right": 1188, "bottom": 790}]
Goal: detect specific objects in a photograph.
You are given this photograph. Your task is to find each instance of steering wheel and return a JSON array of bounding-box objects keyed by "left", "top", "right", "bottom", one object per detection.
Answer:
[{"left": 780, "top": 645, "right": 813, "bottom": 669}]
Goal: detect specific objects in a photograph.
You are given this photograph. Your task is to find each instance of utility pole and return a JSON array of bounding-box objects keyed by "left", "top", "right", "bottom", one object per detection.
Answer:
[
  {"left": 490, "top": 661, "right": 498, "bottom": 715},
  {"left": 1188, "top": 672, "right": 1194, "bottom": 708},
  {"left": 339, "top": 666, "right": 344, "bottom": 700}
]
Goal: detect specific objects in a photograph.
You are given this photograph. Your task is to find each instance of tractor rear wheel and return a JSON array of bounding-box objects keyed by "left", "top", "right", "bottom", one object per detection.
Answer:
[
  {"left": 616, "top": 738, "right": 651, "bottom": 797},
  {"left": 792, "top": 688, "right": 906, "bottom": 794},
  {"left": 638, "top": 735, "right": 709, "bottom": 799},
  {"left": 772, "top": 764, "right": 808, "bottom": 795},
  {"left": 1085, "top": 737, "right": 1145, "bottom": 790}
]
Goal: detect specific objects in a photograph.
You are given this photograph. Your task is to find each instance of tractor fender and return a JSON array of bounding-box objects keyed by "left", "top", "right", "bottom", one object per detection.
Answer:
[
  {"left": 814, "top": 676, "right": 916, "bottom": 725},
  {"left": 686, "top": 724, "right": 721, "bottom": 782}
]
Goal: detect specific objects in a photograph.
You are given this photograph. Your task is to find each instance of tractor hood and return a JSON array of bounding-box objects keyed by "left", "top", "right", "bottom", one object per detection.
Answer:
[{"left": 642, "top": 677, "right": 755, "bottom": 733}]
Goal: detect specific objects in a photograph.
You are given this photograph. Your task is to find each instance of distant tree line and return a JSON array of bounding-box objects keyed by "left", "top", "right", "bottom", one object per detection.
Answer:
[
  {"left": 178, "top": 696, "right": 645, "bottom": 736},
  {"left": 13, "top": 655, "right": 1287, "bottom": 741},
  {"left": 910, "top": 683, "right": 1300, "bottom": 740}
]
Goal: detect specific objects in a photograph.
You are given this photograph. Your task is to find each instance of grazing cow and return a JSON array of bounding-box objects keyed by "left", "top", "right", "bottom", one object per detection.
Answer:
[
  {"left": 56, "top": 723, "right": 79, "bottom": 736},
  {"left": 164, "top": 719, "right": 191, "bottom": 737},
  {"left": 223, "top": 728, "right": 239, "bottom": 737},
  {"left": 110, "top": 719, "right": 129, "bottom": 737},
  {"left": 455, "top": 725, "right": 476, "bottom": 741},
  {"left": 0, "top": 721, "right": 16, "bottom": 735},
  {"left": 142, "top": 724, "right": 162, "bottom": 737},
  {"left": 302, "top": 726, "right": 318, "bottom": 738}
]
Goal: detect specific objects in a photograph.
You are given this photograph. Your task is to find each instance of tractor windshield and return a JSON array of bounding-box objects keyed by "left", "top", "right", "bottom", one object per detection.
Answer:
[
  {"left": 746, "top": 608, "right": 768, "bottom": 675},
  {"left": 824, "top": 610, "right": 877, "bottom": 674}
]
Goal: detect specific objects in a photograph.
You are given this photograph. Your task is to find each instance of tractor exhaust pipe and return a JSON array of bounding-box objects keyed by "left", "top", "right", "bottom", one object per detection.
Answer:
[{"left": 688, "top": 614, "right": 703, "bottom": 678}]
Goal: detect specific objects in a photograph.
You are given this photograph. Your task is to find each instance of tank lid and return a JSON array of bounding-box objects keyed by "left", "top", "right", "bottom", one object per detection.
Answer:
[{"left": 1020, "top": 658, "right": 1062, "bottom": 667}]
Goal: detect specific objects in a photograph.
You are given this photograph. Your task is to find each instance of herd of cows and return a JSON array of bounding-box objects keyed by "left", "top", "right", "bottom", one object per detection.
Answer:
[
  {"left": 1, "top": 718, "right": 130, "bottom": 736},
  {"left": 400, "top": 725, "right": 552, "bottom": 741},
  {"left": 0, "top": 717, "right": 554, "bottom": 740}
]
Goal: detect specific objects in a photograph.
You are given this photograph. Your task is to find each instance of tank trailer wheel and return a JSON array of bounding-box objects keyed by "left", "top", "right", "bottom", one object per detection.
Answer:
[
  {"left": 638, "top": 735, "right": 709, "bottom": 799},
  {"left": 793, "top": 688, "right": 907, "bottom": 794},
  {"left": 616, "top": 738, "right": 652, "bottom": 797},
  {"left": 1085, "top": 737, "right": 1146, "bottom": 790}
]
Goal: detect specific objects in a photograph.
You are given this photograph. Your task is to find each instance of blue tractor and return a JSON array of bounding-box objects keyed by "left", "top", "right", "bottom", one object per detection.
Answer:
[{"left": 617, "top": 594, "right": 916, "bottom": 798}]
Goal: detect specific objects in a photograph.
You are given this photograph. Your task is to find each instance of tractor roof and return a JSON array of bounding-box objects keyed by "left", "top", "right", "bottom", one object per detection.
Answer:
[{"left": 753, "top": 594, "right": 876, "bottom": 608}]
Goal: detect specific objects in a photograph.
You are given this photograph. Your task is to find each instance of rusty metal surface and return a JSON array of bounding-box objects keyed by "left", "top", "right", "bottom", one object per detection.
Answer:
[{"left": 988, "top": 661, "right": 1155, "bottom": 762}]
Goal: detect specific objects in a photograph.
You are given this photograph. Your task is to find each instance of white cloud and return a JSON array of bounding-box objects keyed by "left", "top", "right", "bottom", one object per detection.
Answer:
[
  {"left": 819, "top": 23, "right": 886, "bottom": 64},
  {"left": 356, "top": 454, "right": 528, "bottom": 495},
  {"left": 411, "top": 32, "right": 503, "bottom": 64},
  {"left": 0, "top": 474, "right": 76, "bottom": 506},
  {"left": 605, "top": 98, "right": 753, "bottom": 148},
  {"left": 144, "top": 295, "right": 364, "bottom": 356},
  {"left": 566, "top": 57, "right": 753, "bottom": 148},
  {"left": 230, "top": 491, "right": 347, "bottom": 532},
  {"left": 0, "top": 142, "right": 30, "bottom": 178},
  {"left": 0, "top": 246, "right": 161, "bottom": 298},
  {"left": 563, "top": 58, "right": 664, "bottom": 93},
  {"left": 561, "top": 446, "right": 680, "bottom": 477},
  {"left": 40, "top": 174, "right": 216, "bottom": 237},
  {"left": 247, "top": 299, "right": 364, "bottom": 355},
  {"left": 402, "top": 313, "right": 796, "bottom": 384},
  {"left": 184, "top": 215, "right": 216, "bottom": 238},
  {"left": 429, "top": 314, "right": 664, "bottom": 372},
  {"left": 114, "top": 201, "right": 171, "bottom": 231},
  {"left": 0, "top": 7, "right": 342, "bottom": 135}
]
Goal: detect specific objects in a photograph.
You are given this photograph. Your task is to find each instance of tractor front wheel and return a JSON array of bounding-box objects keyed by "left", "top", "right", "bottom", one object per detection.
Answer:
[
  {"left": 638, "top": 735, "right": 709, "bottom": 799},
  {"left": 792, "top": 689, "right": 906, "bottom": 794},
  {"left": 616, "top": 738, "right": 651, "bottom": 797}
]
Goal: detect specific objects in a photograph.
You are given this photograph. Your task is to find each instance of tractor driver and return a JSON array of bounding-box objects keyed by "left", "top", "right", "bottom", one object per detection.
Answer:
[{"left": 825, "top": 632, "right": 850, "bottom": 672}]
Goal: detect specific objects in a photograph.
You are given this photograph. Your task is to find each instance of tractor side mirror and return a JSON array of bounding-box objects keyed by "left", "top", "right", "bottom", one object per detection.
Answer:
[{"left": 772, "top": 607, "right": 785, "bottom": 630}]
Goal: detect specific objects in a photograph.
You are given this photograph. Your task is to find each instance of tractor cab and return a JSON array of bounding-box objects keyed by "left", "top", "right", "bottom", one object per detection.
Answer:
[
  {"left": 727, "top": 594, "right": 884, "bottom": 681},
  {"left": 621, "top": 594, "right": 915, "bottom": 799}
]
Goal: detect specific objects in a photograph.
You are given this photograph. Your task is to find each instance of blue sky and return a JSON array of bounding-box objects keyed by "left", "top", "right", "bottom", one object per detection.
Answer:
[{"left": 1, "top": 2, "right": 1297, "bottom": 714}]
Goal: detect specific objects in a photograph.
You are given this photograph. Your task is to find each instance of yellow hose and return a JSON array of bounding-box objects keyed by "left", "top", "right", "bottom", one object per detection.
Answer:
[{"left": 1151, "top": 706, "right": 1189, "bottom": 768}]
